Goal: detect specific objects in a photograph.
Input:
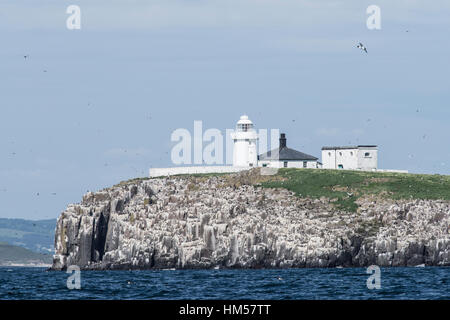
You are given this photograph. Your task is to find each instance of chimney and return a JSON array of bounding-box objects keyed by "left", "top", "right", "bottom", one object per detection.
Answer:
[{"left": 280, "top": 133, "right": 286, "bottom": 148}]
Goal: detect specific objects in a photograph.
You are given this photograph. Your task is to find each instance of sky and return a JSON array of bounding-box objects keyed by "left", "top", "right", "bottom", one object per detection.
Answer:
[{"left": 1, "top": 0, "right": 450, "bottom": 219}]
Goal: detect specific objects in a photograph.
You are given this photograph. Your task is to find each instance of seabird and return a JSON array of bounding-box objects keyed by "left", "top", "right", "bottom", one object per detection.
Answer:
[{"left": 357, "top": 42, "right": 368, "bottom": 53}]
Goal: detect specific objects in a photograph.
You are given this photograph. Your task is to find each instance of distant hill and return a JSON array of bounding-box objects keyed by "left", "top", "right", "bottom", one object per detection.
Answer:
[
  {"left": 0, "top": 218, "right": 56, "bottom": 254},
  {"left": 0, "top": 242, "right": 52, "bottom": 266}
]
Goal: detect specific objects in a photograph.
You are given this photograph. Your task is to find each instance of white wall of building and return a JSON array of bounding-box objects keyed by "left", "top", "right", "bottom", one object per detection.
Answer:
[
  {"left": 322, "top": 148, "right": 358, "bottom": 170},
  {"left": 231, "top": 115, "right": 258, "bottom": 167},
  {"left": 149, "top": 166, "right": 249, "bottom": 177},
  {"left": 232, "top": 138, "right": 258, "bottom": 167},
  {"left": 258, "top": 160, "right": 319, "bottom": 169},
  {"left": 322, "top": 149, "right": 336, "bottom": 169},
  {"left": 357, "top": 147, "right": 378, "bottom": 170},
  {"left": 322, "top": 146, "right": 377, "bottom": 170}
]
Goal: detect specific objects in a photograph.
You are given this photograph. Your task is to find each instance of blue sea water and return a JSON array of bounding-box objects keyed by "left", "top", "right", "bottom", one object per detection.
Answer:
[{"left": 0, "top": 267, "right": 448, "bottom": 300}]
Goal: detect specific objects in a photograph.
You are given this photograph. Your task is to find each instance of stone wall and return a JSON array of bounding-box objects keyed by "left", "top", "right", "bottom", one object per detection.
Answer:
[{"left": 149, "top": 166, "right": 250, "bottom": 177}]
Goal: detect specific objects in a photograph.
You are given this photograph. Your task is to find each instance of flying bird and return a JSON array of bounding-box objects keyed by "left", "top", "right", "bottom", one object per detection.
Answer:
[
  {"left": 357, "top": 42, "right": 368, "bottom": 53},
  {"left": 24, "top": 55, "right": 29, "bottom": 59}
]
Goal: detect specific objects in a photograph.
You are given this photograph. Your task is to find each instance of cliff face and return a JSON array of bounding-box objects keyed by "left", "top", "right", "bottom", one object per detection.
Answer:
[{"left": 52, "top": 170, "right": 450, "bottom": 270}]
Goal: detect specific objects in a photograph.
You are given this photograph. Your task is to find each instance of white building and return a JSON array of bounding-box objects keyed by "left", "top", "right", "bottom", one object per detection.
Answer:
[
  {"left": 321, "top": 145, "right": 378, "bottom": 170},
  {"left": 149, "top": 114, "right": 398, "bottom": 178},
  {"left": 258, "top": 133, "right": 320, "bottom": 169},
  {"left": 230, "top": 115, "right": 258, "bottom": 167}
]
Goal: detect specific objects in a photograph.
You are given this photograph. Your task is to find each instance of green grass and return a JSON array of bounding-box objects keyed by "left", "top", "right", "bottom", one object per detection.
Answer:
[{"left": 261, "top": 169, "right": 450, "bottom": 212}]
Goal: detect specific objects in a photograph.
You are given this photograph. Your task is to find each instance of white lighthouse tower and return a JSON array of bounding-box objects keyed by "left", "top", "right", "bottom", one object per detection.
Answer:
[{"left": 231, "top": 115, "right": 258, "bottom": 167}]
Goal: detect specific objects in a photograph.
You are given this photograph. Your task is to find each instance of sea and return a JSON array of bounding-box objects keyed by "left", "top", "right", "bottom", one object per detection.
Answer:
[{"left": 0, "top": 266, "right": 448, "bottom": 300}]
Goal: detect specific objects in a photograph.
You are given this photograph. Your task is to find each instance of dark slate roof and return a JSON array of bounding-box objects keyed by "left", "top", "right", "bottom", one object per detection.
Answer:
[{"left": 258, "top": 147, "right": 318, "bottom": 161}]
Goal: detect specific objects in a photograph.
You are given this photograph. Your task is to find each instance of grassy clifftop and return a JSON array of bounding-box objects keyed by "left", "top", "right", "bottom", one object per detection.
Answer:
[
  {"left": 261, "top": 169, "right": 450, "bottom": 212},
  {"left": 115, "top": 168, "right": 450, "bottom": 213}
]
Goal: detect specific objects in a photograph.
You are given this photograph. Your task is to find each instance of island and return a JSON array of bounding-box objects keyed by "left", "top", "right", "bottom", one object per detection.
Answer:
[{"left": 52, "top": 168, "right": 449, "bottom": 270}]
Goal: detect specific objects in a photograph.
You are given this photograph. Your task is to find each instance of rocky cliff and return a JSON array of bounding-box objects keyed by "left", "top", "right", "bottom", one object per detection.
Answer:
[{"left": 52, "top": 169, "right": 450, "bottom": 270}]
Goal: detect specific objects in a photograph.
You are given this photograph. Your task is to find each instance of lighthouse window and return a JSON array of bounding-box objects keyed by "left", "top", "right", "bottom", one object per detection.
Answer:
[
  {"left": 303, "top": 161, "right": 307, "bottom": 168},
  {"left": 365, "top": 152, "right": 370, "bottom": 157},
  {"left": 237, "top": 123, "right": 253, "bottom": 132},
  {"left": 283, "top": 161, "right": 288, "bottom": 168}
]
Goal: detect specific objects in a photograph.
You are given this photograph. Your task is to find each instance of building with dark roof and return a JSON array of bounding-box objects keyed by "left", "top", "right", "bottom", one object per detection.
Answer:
[{"left": 258, "top": 133, "right": 321, "bottom": 169}]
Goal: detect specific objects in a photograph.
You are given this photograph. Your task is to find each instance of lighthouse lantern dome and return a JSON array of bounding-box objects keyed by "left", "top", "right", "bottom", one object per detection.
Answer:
[{"left": 236, "top": 115, "right": 254, "bottom": 132}]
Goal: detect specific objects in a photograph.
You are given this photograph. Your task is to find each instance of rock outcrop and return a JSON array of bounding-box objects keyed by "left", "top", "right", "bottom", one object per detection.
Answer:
[{"left": 52, "top": 170, "right": 450, "bottom": 270}]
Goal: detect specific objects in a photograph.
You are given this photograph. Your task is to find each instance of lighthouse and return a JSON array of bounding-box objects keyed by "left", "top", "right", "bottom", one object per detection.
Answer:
[{"left": 231, "top": 115, "right": 258, "bottom": 167}]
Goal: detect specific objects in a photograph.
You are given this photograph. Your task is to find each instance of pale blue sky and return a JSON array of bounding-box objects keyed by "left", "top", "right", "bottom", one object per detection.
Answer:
[{"left": 1, "top": 1, "right": 450, "bottom": 219}]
